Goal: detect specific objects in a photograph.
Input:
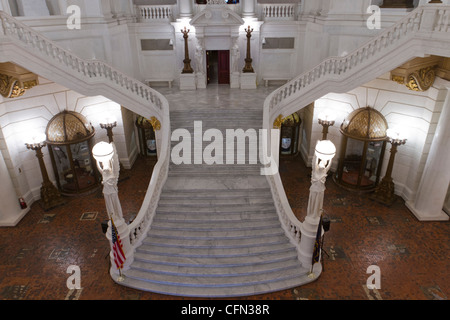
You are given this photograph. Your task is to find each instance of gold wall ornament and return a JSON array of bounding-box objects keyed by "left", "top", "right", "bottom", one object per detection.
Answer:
[
  {"left": 273, "top": 114, "right": 284, "bottom": 129},
  {"left": 150, "top": 116, "right": 161, "bottom": 131},
  {"left": 391, "top": 75, "right": 405, "bottom": 85},
  {"left": 389, "top": 57, "right": 441, "bottom": 92},
  {"left": 0, "top": 63, "right": 39, "bottom": 98},
  {"left": 10, "top": 83, "right": 26, "bottom": 98},
  {"left": 406, "top": 66, "right": 436, "bottom": 92}
]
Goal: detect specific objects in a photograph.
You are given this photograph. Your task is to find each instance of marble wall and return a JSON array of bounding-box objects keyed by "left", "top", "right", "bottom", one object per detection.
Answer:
[
  {"left": 299, "top": 73, "right": 450, "bottom": 204},
  {"left": 0, "top": 77, "right": 137, "bottom": 211}
]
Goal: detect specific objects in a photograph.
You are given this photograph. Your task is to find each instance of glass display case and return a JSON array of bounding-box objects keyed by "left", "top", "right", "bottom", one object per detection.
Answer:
[
  {"left": 46, "top": 110, "right": 100, "bottom": 195},
  {"left": 280, "top": 112, "right": 301, "bottom": 157},
  {"left": 334, "top": 107, "right": 388, "bottom": 192},
  {"left": 136, "top": 116, "right": 157, "bottom": 157}
]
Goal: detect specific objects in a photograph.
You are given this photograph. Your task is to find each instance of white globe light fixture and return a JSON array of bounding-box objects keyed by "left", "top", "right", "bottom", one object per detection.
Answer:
[
  {"left": 315, "top": 140, "right": 336, "bottom": 168},
  {"left": 92, "top": 141, "right": 114, "bottom": 170}
]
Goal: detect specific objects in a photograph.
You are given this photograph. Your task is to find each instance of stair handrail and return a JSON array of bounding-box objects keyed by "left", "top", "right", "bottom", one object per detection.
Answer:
[
  {"left": 0, "top": 10, "right": 171, "bottom": 257},
  {"left": 262, "top": 4, "right": 450, "bottom": 251}
]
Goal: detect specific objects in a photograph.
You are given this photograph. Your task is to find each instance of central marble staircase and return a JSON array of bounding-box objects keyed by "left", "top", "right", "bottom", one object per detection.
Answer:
[{"left": 121, "top": 105, "right": 310, "bottom": 297}]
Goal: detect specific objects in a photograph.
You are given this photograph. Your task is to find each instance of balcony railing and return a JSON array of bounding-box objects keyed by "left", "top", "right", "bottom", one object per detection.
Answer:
[
  {"left": 261, "top": 4, "right": 296, "bottom": 21},
  {"left": 137, "top": 5, "right": 173, "bottom": 22}
]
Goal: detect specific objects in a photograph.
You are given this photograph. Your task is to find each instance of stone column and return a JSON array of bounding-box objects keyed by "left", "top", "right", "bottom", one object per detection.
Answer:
[
  {"left": 179, "top": 0, "right": 194, "bottom": 18},
  {"left": 0, "top": 150, "right": 27, "bottom": 226},
  {"left": 241, "top": 0, "right": 256, "bottom": 18},
  {"left": 406, "top": 89, "right": 450, "bottom": 221}
]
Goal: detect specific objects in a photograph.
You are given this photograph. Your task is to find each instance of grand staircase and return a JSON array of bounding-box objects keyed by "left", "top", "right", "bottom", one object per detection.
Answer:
[
  {"left": 1, "top": 3, "right": 449, "bottom": 298},
  {"left": 121, "top": 100, "right": 311, "bottom": 297}
]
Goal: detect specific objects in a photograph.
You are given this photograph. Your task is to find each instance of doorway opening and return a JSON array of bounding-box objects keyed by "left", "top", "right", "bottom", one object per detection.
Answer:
[{"left": 206, "top": 50, "right": 230, "bottom": 85}]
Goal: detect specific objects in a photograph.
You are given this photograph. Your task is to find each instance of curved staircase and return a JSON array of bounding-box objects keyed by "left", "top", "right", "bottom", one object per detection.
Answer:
[
  {"left": 1, "top": 3, "right": 449, "bottom": 298},
  {"left": 120, "top": 104, "right": 311, "bottom": 297}
]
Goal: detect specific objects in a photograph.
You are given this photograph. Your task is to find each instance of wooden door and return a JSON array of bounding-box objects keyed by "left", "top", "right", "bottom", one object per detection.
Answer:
[{"left": 217, "top": 50, "right": 230, "bottom": 84}]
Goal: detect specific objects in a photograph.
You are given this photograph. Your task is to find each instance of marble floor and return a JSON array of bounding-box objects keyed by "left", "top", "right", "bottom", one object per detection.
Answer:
[{"left": 0, "top": 85, "right": 448, "bottom": 302}]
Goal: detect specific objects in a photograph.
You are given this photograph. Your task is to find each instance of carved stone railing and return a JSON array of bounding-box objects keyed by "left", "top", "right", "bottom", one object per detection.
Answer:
[
  {"left": 136, "top": 5, "right": 173, "bottom": 21},
  {"left": 261, "top": 4, "right": 296, "bottom": 20},
  {"left": 0, "top": 10, "right": 171, "bottom": 269},
  {"left": 262, "top": 4, "right": 450, "bottom": 256}
]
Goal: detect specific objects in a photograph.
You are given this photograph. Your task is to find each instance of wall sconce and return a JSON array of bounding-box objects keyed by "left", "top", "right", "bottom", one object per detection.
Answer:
[
  {"left": 25, "top": 132, "right": 65, "bottom": 211},
  {"left": 318, "top": 112, "right": 336, "bottom": 140},
  {"left": 371, "top": 128, "right": 407, "bottom": 206}
]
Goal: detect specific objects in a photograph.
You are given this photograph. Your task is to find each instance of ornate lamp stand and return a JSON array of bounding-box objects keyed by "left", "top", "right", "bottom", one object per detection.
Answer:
[
  {"left": 299, "top": 140, "right": 336, "bottom": 277},
  {"left": 242, "top": 25, "right": 254, "bottom": 73},
  {"left": 25, "top": 136, "right": 64, "bottom": 211},
  {"left": 99, "top": 119, "right": 129, "bottom": 181},
  {"left": 371, "top": 129, "right": 407, "bottom": 206},
  {"left": 100, "top": 120, "right": 117, "bottom": 144},
  {"left": 181, "top": 27, "right": 193, "bottom": 74},
  {"left": 318, "top": 113, "right": 336, "bottom": 140}
]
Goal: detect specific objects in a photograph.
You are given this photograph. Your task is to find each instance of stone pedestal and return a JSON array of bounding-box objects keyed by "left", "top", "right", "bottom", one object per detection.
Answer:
[
  {"left": 230, "top": 72, "right": 240, "bottom": 89},
  {"left": 298, "top": 216, "right": 321, "bottom": 269},
  {"left": 180, "top": 73, "right": 196, "bottom": 90},
  {"left": 240, "top": 72, "right": 257, "bottom": 89},
  {"left": 196, "top": 72, "right": 206, "bottom": 89}
]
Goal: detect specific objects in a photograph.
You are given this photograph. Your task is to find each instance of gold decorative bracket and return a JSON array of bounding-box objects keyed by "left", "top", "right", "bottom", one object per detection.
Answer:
[
  {"left": 273, "top": 114, "right": 284, "bottom": 129},
  {"left": 0, "top": 63, "right": 38, "bottom": 98},
  {"left": 150, "top": 116, "right": 161, "bottom": 131},
  {"left": 390, "top": 57, "right": 440, "bottom": 92}
]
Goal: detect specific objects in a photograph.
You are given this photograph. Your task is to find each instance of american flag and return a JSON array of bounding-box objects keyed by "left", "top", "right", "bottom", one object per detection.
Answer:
[{"left": 111, "top": 218, "right": 126, "bottom": 269}]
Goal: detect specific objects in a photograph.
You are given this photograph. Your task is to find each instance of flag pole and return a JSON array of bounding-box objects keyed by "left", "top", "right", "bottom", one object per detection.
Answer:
[{"left": 117, "top": 267, "right": 125, "bottom": 282}]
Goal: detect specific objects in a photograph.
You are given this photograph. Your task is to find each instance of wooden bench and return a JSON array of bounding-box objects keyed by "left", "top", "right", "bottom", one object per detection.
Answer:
[
  {"left": 145, "top": 79, "right": 173, "bottom": 88},
  {"left": 263, "top": 77, "right": 291, "bottom": 87}
]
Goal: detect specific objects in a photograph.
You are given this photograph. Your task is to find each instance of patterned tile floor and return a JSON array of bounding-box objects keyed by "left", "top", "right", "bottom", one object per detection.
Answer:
[{"left": 0, "top": 155, "right": 448, "bottom": 301}]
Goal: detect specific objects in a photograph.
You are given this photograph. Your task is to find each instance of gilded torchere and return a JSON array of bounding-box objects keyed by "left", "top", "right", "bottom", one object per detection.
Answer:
[
  {"left": 242, "top": 26, "right": 254, "bottom": 73},
  {"left": 371, "top": 129, "right": 407, "bottom": 206},
  {"left": 181, "top": 27, "right": 193, "bottom": 74},
  {"left": 25, "top": 136, "right": 65, "bottom": 211}
]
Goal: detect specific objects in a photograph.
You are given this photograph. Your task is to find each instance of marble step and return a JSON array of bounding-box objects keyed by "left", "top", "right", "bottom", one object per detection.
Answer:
[
  {"left": 157, "top": 196, "right": 274, "bottom": 206},
  {"left": 153, "top": 211, "right": 278, "bottom": 222},
  {"left": 159, "top": 188, "right": 272, "bottom": 199},
  {"left": 147, "top": 226, "right": 285, "bottom": 240},
  {"left": 143, "top": 233, "right": 289, "bottom": 249},
  {"left": 116, "top": 273, "right": 312, "bottom": 298},
  {"left": 130, "top": 257, "right": 300, "bottom": 277},
  {"left": 156, "top": 203, "right": 276, "bottom": 213},
  {"left": 167, "top": 165, "right": 262, "bottom": 175},
  {"left": 133, "top": 249, "right": 297, "bottom": 268},
  {"left": 125, "top": 264, "right": 302, "bottom": 288},
  {"left": 162, "top": 175, "right": 269, "bottom": 190},
  {"left": 136, "top": 242, "right": 294, "bottom": 258},
  {"left": 150, "top": 217, "right": 280, "bottom": 232}
]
